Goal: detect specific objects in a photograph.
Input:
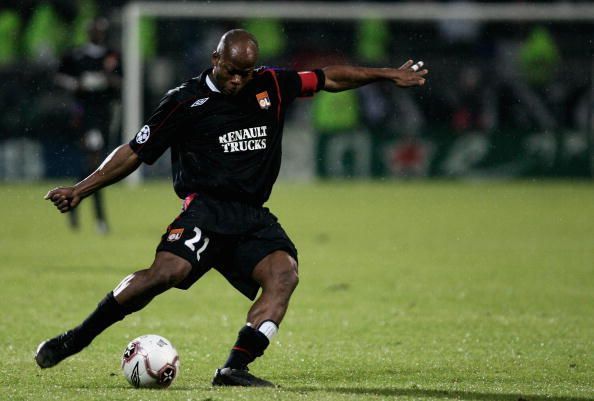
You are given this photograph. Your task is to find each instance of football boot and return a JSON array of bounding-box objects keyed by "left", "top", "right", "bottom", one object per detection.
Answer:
[
  {"left": 35, "top": 330, "right": 86, "bottom": 368},
  {"left": 212, "top": 367, "right": 275, "bottom": 387}
]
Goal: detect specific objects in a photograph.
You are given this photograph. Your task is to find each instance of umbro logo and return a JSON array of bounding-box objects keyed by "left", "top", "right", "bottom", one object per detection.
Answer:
[
  {"left": 191, "top": 97, "right": 209, "bottom": 107},
  {"left": 131, "top": 361, "right": 140, "bottom": 388}
]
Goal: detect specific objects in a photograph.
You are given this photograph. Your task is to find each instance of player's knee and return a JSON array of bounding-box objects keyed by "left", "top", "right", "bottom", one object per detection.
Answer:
[
  {"left": 273, "top": 254, "right": 299, "bottom": 293},
  {"left": 286, "top": 259, "right": 299, "bottom": 290},
  {"left": 254, "top": 251, "right": 298, "bottom": 294},
  {"left": 148, "top": 252, "right": 192, "bottom": 289}
]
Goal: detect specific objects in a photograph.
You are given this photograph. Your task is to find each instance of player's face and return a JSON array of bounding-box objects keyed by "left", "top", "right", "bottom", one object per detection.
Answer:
[{"left": 211, "top": 49, "right": 256, "bottom": 96}]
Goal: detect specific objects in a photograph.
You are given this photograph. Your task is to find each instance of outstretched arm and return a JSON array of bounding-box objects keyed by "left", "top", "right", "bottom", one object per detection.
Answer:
[
  {"left": 45, "top": 144, "right": 141, "bottom": 213},
  {"left": 322, "top": 60, "right": 428, "bottom": 92}
]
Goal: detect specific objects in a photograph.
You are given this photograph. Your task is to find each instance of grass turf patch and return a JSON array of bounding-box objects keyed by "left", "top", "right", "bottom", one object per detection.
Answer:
[{"left": 1, "top": 180, "right": 592, "bottom": 400}]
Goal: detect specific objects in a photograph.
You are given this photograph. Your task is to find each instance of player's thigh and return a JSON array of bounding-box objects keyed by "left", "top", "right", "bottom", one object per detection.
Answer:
[
  {"left": 217, "top": 222, "right": 298, "bottom": 299},
  {"left": 147, "top": 251, "right": 193, "bottom": 286},
  {"left": 155, "top": 219, "right": 225, "bottom": 290},
  {"left": 251, "top": 250, "right": 298, "bottom": 290}
]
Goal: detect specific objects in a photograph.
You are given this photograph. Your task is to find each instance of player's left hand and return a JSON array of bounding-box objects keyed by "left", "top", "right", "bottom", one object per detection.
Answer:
[{"left": 392, "top": 60, "right": 428, "bottom": 87}]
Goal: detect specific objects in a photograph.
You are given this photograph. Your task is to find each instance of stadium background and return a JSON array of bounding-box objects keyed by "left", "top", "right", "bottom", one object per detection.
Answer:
[{"left": 0, "top": 0, "right": 592, "bottom": 181}]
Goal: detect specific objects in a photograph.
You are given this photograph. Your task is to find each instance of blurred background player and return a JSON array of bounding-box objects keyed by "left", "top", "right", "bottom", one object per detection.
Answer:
[{"left": 55, "top": 16, "right": 121, "bottom": 234}]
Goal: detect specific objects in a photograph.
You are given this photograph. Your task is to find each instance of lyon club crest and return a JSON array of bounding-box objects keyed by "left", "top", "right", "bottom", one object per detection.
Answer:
[
  {"left": 256, "top": 91, "right": 272, "bottom": 110},
  {"left": 167, "top": 228, "right": 184, "bottom": 242}
]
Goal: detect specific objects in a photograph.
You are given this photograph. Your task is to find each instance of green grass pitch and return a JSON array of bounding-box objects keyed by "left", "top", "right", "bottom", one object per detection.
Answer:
[{"left": 1, "top": 180, "right": 593, "bottom": 401}]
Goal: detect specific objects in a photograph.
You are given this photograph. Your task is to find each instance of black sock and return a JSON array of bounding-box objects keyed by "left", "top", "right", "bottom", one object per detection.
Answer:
[
  {"left": 72, "top": 291, "right": 127, "bottom": 346},
  {"left": 223, "top": 325, "right": 270, "bottom": 370}
]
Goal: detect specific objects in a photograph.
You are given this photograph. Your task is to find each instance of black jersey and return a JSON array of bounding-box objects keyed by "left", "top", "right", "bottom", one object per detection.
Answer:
[
  {"left": 58, "top": 43, "right": 121, "bottom": 111},
  {"left": 129, "top": 67, "right": 324, "bottom": 207}
]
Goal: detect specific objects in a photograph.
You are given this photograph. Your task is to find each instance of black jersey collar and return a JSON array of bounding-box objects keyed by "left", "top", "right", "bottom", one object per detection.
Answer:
[{"left": 205, "top": 72, "right": 221, "bottom": 93}]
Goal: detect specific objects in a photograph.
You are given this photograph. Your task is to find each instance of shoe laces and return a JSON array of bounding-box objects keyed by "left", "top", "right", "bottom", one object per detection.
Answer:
[{"left": 58, "top": 331, "right": 78, "bottom": 349}]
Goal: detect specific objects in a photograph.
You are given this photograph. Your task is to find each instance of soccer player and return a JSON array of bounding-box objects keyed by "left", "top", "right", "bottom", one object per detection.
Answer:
[
  {"left": 36, "top": 29, "right": 428, "bottom": 387},
  {"left": 55, "top": 17, "right": 121, "bottom": 234}
]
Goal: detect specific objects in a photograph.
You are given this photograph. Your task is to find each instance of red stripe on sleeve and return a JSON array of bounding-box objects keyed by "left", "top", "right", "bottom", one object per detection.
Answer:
[
  {"left": 266, "top": 69, "right": 283, "bottom": 120},
  {"left": 298, "top": 71, "right": 318, "bottom": 95}
]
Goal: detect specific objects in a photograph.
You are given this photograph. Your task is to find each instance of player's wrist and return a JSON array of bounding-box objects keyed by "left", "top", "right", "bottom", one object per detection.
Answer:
[
  {"left": 72, "top": 183, "right": 93, "bottom": 199},
  {"left": 71, "top": 186, "right": 84, "bottom": 199},
  {"left": 377, "top": 67, "right": 400, "bottom": 81}
]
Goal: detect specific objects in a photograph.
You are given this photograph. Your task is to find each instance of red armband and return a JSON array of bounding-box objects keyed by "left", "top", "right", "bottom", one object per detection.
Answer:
[{"left": 298, "top": 71, "right": 319, "bottom": 96}]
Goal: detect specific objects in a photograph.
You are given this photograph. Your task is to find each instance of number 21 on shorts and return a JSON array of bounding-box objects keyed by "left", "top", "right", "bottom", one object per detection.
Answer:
[{"left": 184, "top": 227, "right": 209, "bottom": 262}]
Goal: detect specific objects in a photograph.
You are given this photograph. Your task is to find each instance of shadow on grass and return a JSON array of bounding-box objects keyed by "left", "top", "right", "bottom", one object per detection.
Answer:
[{"left": 287, "top": 386, "right": 594, "bottom": 401}]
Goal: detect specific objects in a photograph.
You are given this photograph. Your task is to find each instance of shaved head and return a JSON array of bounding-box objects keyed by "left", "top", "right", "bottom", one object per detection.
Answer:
[
  {"left": 211, "top": 30, "right": 259, "bottom": 95},
  {"left": 216, "top": 29, "right": 259, "bottom": 60}
]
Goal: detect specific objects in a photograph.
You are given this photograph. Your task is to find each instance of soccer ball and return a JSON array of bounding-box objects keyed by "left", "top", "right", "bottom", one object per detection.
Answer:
[{"left": 121, "top": 334, "right": 180, "bottom": 388}]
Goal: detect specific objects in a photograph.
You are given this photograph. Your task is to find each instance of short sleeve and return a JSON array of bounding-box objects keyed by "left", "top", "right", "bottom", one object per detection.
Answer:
[
  {"left": 268, "top": 68, "right": 325, "bottom": 103},
  {"left": 128, "top": 94, "right": 186, "bottom": 165}
]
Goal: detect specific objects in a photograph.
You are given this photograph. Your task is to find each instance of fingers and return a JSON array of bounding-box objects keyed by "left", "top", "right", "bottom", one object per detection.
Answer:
[
  {"left": 410, "top": 62, "right": 428, "bottom": 86},
  {"left": 49, "top": 193, "right": 70, "bottom": 212},
  {"left": 44, "top": 188, "right": 58, "bottom": 200},
  {"left": 398, "top": 59, "right": 413, "bottom": 70},
  {"left": 45, "top": 191, "right": 72, "bottom": 212},
  {"left": 411, "top": 61, "right": 424, "bottom": 72},
  {"left": 408, "top": 61, "right": 428, "bottom": 87},
  {"left": 397, "top": 60, "right": 428, "bottom": 75}
]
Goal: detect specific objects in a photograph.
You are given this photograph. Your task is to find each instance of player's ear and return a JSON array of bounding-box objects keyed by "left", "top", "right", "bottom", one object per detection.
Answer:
[{"left": 211, "top": 51, "right": 220, "bottom": 67}]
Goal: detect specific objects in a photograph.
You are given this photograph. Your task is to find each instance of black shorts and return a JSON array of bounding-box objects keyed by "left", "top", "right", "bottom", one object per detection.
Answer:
[{"left": 156, "top": 202, "right": 298, "bottom": 300}]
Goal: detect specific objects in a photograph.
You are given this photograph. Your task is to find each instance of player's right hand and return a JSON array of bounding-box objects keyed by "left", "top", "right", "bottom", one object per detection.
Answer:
[
  {"left": 393, "top": 59, "right": 428, "bottom": 87},
  {"left": 44, "top": 187, "right": 81, "bottom": 213}
]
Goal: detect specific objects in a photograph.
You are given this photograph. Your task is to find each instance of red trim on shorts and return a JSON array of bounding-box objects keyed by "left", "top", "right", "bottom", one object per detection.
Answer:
[
  {"left": 183, "top": 193, "right": 198, "bottom": 211},
  {"left": 298, "top": 71, "right": 318, "bottom": 95}
]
